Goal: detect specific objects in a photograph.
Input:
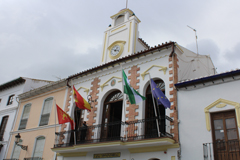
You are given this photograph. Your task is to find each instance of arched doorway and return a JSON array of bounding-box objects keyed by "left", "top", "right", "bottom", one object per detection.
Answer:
[
  {"left": 145, "top": 79, "right": 166, "bottom": 138},
  {"left": 101, "top": 90, "right": 123, "bottom": 141}
]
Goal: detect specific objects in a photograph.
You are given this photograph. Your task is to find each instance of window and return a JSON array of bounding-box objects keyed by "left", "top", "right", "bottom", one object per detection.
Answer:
[
  {"left": 211, "top": 110, "right": 239, "bottom": 159},
  {"left": 19, "top": 104, "right": 31, "bottom": 130},
  {"left": 39, "top": 98, "right": 53, "bottom": 126},
  {"left": 115, "top": 15, "right": 124, "bottom": 26},
  {"left": 33, "top": 137, "right": 45, "bottom": 158},
  {"left": 11, "top": 139, "right": 22, "bottom": 159},
  {"left": 0, "top": 116, "right": 9, "bottom": 141},
  {"left": 7, "top": 94, "right": 14, "bottom": 105}
]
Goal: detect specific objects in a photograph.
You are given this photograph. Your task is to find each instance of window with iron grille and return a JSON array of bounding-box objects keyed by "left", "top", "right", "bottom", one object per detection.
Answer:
[
  {"left": 7, "top": 95, "right": 14, "bottom": 105},
  {"left": 0, "top": 116, "right": 9, "bottom": 141},
  {"left": 19, "top": 104, "right": 31, "bottom": 130},
  {"left": 39, "top": 98, "right": 53, "bottom": 126}
]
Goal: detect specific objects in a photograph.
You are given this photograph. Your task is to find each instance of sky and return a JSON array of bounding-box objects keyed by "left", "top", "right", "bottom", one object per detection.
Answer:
[{"left": 1, "top": 0, "right": 240, "bottom": 84}]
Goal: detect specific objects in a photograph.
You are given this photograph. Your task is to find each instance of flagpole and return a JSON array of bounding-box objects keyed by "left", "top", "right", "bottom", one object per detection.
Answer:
[
  {"left": 121, "top": 65, "right": 127, "bottom": 141},
  {"left": 54, "top": 99, "right": 57, "bottom": 144},
  {"left": 71, "top": 79, "right": 77, "bottom": 145},
  {"left": 148, "top": 74, "right": 160, "bottom": 137}
]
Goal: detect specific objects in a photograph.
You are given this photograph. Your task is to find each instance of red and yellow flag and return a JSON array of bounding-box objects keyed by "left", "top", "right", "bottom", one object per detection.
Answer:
[
  {"left": 56, "top": 104, "right": 74, "bottom": 130},
  {"left": 73, "top": 85, "right": 91, "bottom": 111}
]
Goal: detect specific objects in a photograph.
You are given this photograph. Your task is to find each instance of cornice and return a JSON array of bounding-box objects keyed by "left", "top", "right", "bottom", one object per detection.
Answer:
[{"left": 10, "top": 124, "right": 61, "bottom": 134}]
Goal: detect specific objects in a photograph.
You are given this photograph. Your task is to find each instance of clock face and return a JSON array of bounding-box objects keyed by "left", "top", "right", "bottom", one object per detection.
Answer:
[{"left": 111, "top": 45, "right": 121, "bottom": 56}]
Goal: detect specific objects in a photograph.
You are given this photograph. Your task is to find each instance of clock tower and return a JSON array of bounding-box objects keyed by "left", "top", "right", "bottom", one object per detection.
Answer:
[{"left": 100, "top": 9, "right": 149, "bottom": 64}]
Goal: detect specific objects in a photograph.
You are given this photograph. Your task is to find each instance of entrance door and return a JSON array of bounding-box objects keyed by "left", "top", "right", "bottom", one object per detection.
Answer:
[
  {"left": 211, "top": 110, "right": 240, "bottom": 160},
  {"left": 145, "top": 79, "right": 166, "bottom": 138},
  {"left": 101, "top": 91, "right": 123, "bottom": 141}
]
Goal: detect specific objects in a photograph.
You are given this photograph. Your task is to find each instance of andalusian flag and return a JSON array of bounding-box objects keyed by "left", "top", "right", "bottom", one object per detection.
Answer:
[
  {"left": 122, "top": 69, "right": 146, "bottom": 104},
  {"left": 56, "top": 104, "right": 74, "bottom": 130},
  {"left": 73, "top": 85, "right": 91, "bottom": 111}
]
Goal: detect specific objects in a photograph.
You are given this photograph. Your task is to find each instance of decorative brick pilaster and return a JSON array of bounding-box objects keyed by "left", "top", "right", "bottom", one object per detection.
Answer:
[
  {"left": 125, "top": 65, "right": 140, "bottom": 137},
  {"left": 87, "top": 77, "right": 100, "bottom": 126},
  {"left": 169, "top": 53, "right": 179, "bottom": 142}
]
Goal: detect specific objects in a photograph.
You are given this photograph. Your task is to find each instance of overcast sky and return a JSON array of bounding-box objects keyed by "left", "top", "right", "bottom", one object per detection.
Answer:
[{"left": 1, "top": 0, "right": 240, "bottom": 84}]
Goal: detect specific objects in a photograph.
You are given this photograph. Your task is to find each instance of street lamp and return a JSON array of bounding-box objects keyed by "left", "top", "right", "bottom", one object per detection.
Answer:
[{"left": 15, "top": 133, "right": 28, "bottom": 150}]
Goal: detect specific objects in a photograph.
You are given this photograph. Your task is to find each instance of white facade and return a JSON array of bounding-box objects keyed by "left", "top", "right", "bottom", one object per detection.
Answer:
[
  {"left": 53, "top": 8, "right": 216, "bottom": 160},
  {"left": 177, "top": 71, "right": 240, "bottom": 160},
  {"left": 0, "top": 77, "right": 51, "bottom": 160}
]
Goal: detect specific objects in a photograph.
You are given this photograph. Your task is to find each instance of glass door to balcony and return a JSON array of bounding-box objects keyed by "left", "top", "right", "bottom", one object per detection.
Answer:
[
  {"left": 211, "top": 110, "right": 239, "bottom": 160},
  {"left": 145, "top": 79, "right": 166, "bottom": 138},
  {"left": 101, "top": 90, "right": 123, "bottom": 142}
]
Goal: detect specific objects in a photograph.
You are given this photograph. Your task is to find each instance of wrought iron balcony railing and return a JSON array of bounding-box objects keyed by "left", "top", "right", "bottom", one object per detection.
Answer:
[
  {"left": 203, "top": 140, "right": 240, "bottom": 160},
  {"left": 54, "top": 116, "right": 173, "bottom": 148}
]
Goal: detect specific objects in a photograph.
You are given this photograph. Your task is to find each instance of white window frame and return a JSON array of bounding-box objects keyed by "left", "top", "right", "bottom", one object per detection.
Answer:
[
  {"left": 38, "top": 97, "right": 53, "bottom": 126},
  {"left": 18, "top": 103, "right": 32, "bottom": 130},
  {"left": 32, "top": 136, "right": 45, "bottom": 158},
  {"left": 11, "top": 139, "right": 22, "bottom": 159},
  {"left": 7, "top": 94, "right": 14, "bottom": 105}
]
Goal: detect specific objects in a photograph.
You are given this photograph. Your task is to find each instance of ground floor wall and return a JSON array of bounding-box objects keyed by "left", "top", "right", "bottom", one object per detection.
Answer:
[{"left": 57, "top": 148, "right": 179, "bottom": 160}]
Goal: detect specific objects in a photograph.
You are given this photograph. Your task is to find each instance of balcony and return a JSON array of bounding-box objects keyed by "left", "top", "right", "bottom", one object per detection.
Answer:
[
  {"left": 54, "top": 116, "right": 175, "bottom": 151},
  {"left": 203, "top": 140, "right": 240, "bottom": 160}
]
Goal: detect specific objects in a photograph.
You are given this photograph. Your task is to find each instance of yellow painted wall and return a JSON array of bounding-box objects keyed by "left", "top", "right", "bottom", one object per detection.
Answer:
[{"left": 6, "top": 86, "right": 67, "bottom": 159}]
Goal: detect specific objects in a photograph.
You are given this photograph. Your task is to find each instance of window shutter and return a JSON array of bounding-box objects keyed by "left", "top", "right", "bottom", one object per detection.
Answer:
[
  {"left": 33, "top": 137, "right": 45, "bottom": 158},
  {"left": 39, "top": 98, "right": 53, "bottom": 126},
  {"left": 19, "top": 104, "right": 31, "bottom": 130}
]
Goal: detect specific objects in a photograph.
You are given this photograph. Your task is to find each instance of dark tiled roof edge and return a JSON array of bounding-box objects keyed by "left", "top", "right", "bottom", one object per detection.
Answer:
[
  {"left": 175, "top": 69, "right": 240, "bottom": 88},
  {"left": 0, "top": 77, "right": 25, "bottom": 91}
]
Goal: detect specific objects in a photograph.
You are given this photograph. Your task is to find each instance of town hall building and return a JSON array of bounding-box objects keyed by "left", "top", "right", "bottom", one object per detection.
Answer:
[{"left": 51, "top": 8, "right": 215, "bottom": 160}]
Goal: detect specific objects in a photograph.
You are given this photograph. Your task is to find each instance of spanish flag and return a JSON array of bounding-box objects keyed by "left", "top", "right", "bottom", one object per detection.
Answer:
[
  {"left": 73, "top": 85, "right": 91, "bottom": 111},
  {"left": 56, "top": 104, "right": 74, "bottom": 130}
]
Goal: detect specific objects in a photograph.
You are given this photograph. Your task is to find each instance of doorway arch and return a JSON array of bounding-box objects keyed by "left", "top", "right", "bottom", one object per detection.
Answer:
[
  {"left": 145, "top": 79, "right": 166, "bottom": 138},
  {"left": 100, "top": 90, "right": 123, "bottom": 141}
]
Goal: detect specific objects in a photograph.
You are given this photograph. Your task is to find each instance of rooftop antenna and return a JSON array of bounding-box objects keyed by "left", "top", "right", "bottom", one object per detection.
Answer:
[
  {"left": 52, "top": 75, "right": 61, "bottom": 80},
  {"left": 126, "top": 0, "right": 128, "bottom": 8},
  {"left": 187, "top": 25, "right": 199, "bottom": 55}
]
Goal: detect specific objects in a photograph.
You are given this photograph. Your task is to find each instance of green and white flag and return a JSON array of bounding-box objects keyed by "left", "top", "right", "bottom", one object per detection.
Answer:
[{"left": 122, "top": 69, "right": 146, "bottom": 104}]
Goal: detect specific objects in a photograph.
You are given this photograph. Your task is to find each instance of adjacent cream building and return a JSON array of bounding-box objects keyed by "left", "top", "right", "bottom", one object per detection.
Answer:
[
  {"left": 0, "top": 77, "right": 51, "bottom": 160},
  {"left": 5, "top": 79, "right": 69, "bottom": 160}
]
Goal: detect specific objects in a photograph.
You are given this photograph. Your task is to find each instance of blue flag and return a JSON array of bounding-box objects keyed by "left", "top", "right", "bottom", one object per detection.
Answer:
[{"left": 150, "top": 79, "right": 170, "bottom": 109}]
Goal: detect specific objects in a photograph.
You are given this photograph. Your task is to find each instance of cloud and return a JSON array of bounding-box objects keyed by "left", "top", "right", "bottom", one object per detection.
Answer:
[{"left": 1, "top": 0, "right": 240, "bottom": 84}]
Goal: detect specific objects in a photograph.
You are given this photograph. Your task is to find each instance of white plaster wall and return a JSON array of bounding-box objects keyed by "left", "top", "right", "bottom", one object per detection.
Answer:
[
  {"left": 178, "top": 80, "right": 240, "bottom": 160},
  {"left": 0, "top": 84, "right": 24, "bottom": 110},
  {"left": 131, "top": 149, "right": 178, "bottom": 160},
  {"left": 72, "top": 47, "right": 173, "bottom": 126},
  {"left": 63, "top": 148, "right": 178, "bottom": 160},
  {"left": 0, "top": 109, "right": 16, "bottom": 160},
  {"left": 136, "top": 39, "right": 147, "bottom": 52},
  {"left": 23, "top": 78, "right": 51, "bottom": 93}
]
